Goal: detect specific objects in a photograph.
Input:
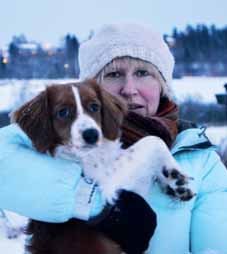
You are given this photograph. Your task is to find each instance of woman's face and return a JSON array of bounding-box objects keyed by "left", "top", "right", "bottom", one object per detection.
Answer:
[{"left": 99, "top": 58, "right": 162, "bottom": 117}]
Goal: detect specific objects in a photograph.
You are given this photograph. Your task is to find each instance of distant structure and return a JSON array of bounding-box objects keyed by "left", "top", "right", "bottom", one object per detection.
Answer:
[
  {"left": 0, "top": 34, "right": 79, "bottom": 79},
  {"left": 216, "top": 83, "right": 227, "bottom": 121},
  {"left": 1, "top": 24, "right": 227, "bottom": 79}
]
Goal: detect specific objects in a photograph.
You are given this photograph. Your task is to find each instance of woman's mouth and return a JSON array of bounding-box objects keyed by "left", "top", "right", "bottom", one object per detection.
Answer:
[{"left": 128, "top": 103, "right": 144, "bottom": 110}]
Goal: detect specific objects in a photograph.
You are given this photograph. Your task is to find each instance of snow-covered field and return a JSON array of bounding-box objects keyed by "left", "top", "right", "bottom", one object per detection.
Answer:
[
  {"left": 0, "top": 78, "right": 77, "bottom": 112},
  {"left": 0, "top": 76, "right": 226, "bottom": 145},
  {"left": 172, "top": 76, "right": 227, "bottom": 103},
  {"left": 0, "top": 77, "right": 226, "bottom": 253},
  {"left": 0, "top": 211, "right": 27, "bottom": 254},
  {"left": 206, "top": 126, "right": 227, "bottom": 145},
  {"left": 0, "top": 77, "right": 227, "bottom": 112}
]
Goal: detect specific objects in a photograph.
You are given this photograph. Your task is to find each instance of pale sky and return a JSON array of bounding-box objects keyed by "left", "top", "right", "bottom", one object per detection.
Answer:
[{"left": 0, "top": 0, "right": 226, "bottom": 47}]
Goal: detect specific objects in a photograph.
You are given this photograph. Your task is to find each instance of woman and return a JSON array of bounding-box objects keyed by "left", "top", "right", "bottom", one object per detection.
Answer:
[
  {"left": 78, "top": 23, "right": 227, "bottom": 253},
  {"left": 0, "top": 23, "right": 227, "bottom": 254}
]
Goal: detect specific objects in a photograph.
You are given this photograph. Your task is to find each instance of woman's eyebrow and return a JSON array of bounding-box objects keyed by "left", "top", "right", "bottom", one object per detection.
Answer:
[{"left": 105, "top": 67, "right": 123, "bottom": 72}]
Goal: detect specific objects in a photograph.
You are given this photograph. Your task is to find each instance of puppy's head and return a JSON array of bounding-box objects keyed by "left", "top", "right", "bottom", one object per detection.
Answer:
[
  {"left": 81, "top": 80, "right": 127, "bottom": 141},
  {"left": 11, "top": 80, "right": 127, "bottom": 154}
]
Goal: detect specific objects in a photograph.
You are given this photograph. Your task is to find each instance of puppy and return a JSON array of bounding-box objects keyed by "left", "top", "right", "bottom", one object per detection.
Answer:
[{"left": 12, "top": 80, "right": 194, "bottom": 254}]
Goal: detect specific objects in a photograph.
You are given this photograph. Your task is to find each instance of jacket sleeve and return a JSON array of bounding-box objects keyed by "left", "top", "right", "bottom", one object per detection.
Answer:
[
  {"left": 0, "top": 124, "right": 105, "bottom": 223},
  {"left": 190, "top": 149, "right": 227, "bottom": 253}
]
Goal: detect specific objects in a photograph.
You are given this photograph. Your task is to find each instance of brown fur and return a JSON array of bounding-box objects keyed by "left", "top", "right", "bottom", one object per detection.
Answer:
[{"left": 12, "top": 80, "right": 127, "bottom": 254}]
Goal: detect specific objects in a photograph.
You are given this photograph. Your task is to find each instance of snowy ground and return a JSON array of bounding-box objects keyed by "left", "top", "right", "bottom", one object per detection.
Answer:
[
  {"left": 0, "top": 211, "right": 27, "bottom": 254},
  {"left": 0, "top": 77, "right": 226, "bottom": 253},
  {"left": 0, "top": 78, "right": 77, "bottom": 112},
  {"left": 206, "top": 125, "right": 227, "bottom": 145},
  {"left": 0, "top": 234, "right": 26, "bottom": 254},
  {"left": 172, "top": 76, "right": 227, "bottom": 103},
  {"left": 0, "top": 77, "right": 227, "bottom": 112}
]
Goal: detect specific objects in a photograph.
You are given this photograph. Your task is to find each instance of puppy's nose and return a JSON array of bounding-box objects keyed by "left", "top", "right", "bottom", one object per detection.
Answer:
[{"left": 82, "top": 128, "right": 99, "bottom": 145}]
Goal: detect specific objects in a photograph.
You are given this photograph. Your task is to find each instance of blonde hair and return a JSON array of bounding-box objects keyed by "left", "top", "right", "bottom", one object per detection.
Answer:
[{"left": 95, "top": 56, "right": 168, "bottom": 98}]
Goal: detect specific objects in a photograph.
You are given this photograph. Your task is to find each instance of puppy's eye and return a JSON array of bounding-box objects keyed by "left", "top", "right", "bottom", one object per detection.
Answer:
[
  {"left": 88, "top": 103, "right": 100, "bottom": 113},
  {"left": 57, "top": 107, "right": 70, "bottom": 119}
]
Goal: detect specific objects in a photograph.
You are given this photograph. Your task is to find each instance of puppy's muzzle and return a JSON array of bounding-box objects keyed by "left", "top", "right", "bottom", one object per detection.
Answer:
[{"left": 82, "top": 128, "right": 99, "bottom": 145}]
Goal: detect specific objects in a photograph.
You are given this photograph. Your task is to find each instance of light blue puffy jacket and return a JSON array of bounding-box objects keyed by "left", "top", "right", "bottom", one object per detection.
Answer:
[
  {"left": 0, "top": 124, "right": 106, "bottom": 222},
  {"left": 148, "top": 128, "right": 227, "bottom": 254},
  {"left": 0, "top": 124, "right": 227, "bottom": 254}
]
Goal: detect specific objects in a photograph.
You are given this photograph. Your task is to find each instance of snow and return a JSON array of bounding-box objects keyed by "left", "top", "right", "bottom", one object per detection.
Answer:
[
  {"left": 0, "top": 77, "right": 227, "bottom": 112},
  {"left": 0, "top": 79, "right": 78, "bottom": 112},
  {"left": 172, "top": 76, "right": 227, "bottom": 103},
  {"left": 206, "top": 126, "right": 227, "bottom": 145},
  {"left": 0, "top": 84, "right": 19, "bottom": 112},
  {"left": 0, "top": 235, "right": 26, "bottom": 254},
  {"left": 0, "top": 211, "right": 28, "bottom": 254}
]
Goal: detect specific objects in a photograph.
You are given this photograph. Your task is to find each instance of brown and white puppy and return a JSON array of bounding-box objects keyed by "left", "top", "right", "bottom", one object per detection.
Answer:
[{"left": 12, "top": 80, "right": 194, "bottom": 254}]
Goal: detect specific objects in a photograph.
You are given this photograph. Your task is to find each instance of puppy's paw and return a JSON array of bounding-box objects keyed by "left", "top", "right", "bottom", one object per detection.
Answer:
[{"left": 158, "top": 166, "right": 195, "bottom": 201}]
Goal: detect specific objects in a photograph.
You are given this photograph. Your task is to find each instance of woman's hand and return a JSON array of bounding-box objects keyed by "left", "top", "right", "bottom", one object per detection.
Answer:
[{"left": 90, "top": 190, "right": 157, "bottom": 254}]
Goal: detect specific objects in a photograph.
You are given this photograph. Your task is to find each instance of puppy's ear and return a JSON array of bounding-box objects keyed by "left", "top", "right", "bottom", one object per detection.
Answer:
[
  {"left": 11, "top": 90, "right": 55, "bottom": 153},
  {"left": 92, "top": 81, "right": 127, "bottom": 140}
]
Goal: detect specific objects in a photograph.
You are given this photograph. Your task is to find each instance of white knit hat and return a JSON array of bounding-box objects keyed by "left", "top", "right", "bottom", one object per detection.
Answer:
[{"left": 79, "top": 23, "right": 175, "bottom": 98}]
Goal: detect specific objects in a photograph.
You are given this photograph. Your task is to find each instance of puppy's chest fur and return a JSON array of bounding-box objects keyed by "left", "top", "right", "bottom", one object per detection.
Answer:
[
  {"left": 80, "top": 140, "right": 123, "bottom": 181},
  {"left": 56, "top": 139, "right": 124, "bottom": 187}
]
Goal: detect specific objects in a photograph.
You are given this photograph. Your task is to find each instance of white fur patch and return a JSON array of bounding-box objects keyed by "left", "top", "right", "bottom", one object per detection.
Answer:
[{"left": 69, "top": 86, "right": 102, "bottom": 148}]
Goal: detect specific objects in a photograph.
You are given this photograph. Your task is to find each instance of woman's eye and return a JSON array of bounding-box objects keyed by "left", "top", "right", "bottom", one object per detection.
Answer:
[
  {"left": 105, "top": 71, "right": 121, "bottom": 78},
  {"left": 136, "top": 70, "right": 149, "bottom": 77},
  {"left": 57, "top": 107, "right": 70, "bottom": 119},
  {"left": 88, "top": 103, "right": 100, "bottom": 113}
]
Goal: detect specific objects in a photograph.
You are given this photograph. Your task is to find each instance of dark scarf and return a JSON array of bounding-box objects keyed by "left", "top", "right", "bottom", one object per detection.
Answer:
[{"left": 121, "top": 97, "right": 179, "bottom": 149}]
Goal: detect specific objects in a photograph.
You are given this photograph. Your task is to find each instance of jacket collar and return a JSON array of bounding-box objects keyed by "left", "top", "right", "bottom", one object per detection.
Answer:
[{"left": 171, "top": 127, "right": 214, "bottom": 155}]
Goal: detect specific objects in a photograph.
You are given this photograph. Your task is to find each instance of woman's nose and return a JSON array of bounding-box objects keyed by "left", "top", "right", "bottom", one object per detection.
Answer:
[{"left": 120, "top": 76, "right": 138, "bottom": 97}]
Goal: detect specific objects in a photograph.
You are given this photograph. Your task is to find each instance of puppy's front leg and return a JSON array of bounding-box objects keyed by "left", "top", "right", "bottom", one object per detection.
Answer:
[
  {"left": 100, "top": 136, "right": 195, "bottom": 203},
  {"left": 99, "top": 137, "right": 161, "bottom": 203},
  {"left": 142, "top": 136, "right": 195, "bottom": 201}
]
